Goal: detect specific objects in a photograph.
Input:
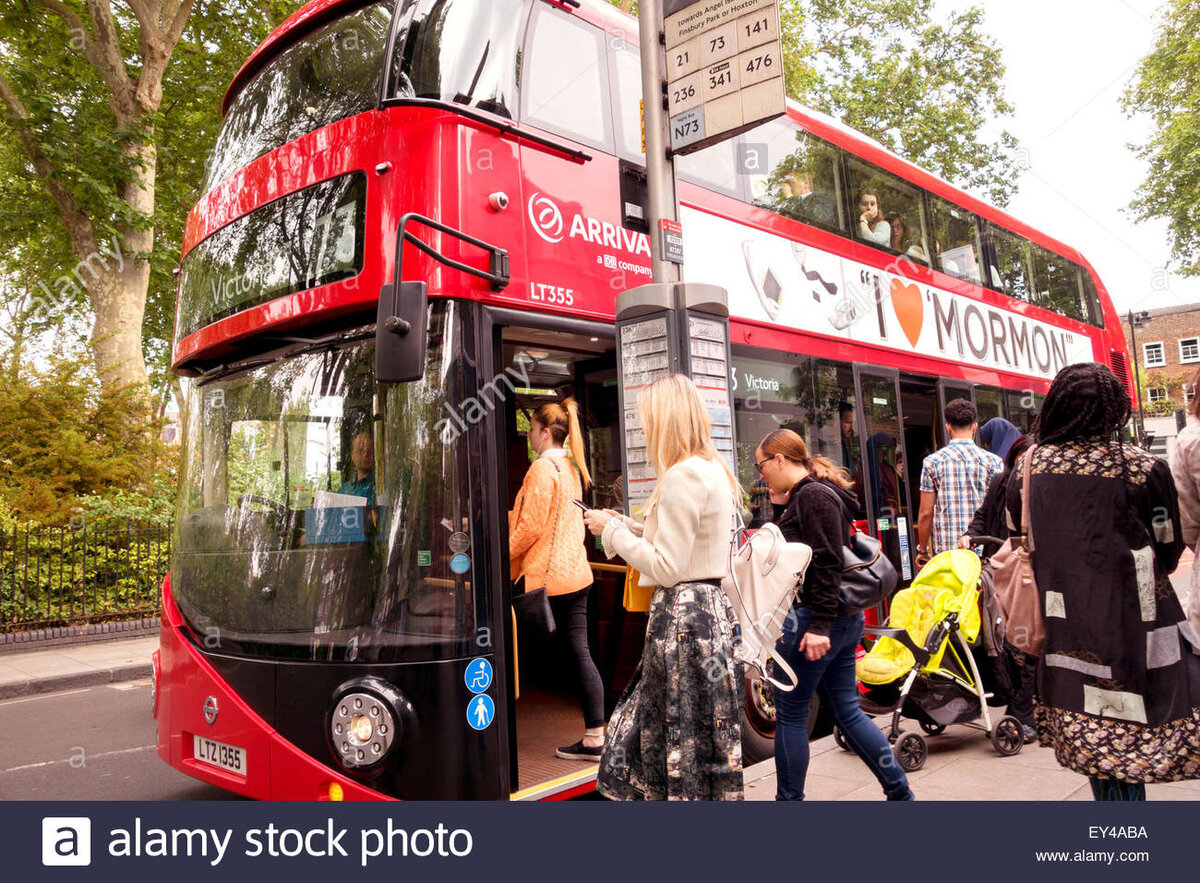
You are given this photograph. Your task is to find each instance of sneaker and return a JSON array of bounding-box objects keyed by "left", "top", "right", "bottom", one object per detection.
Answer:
[
  {"left": 556, "top": 739, "right": 603, "bottom": 761},
  {"left": 1021, "top": 725, "right": 1037, "bottom": 744}
]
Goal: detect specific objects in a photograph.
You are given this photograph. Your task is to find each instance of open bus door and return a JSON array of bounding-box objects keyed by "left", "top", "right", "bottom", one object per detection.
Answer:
[
  {"left": 852, "top": 366, "right": 915, "bottom": 590},
  {"left": 480, "top": 309, "right": 628, "bottom": 799}
]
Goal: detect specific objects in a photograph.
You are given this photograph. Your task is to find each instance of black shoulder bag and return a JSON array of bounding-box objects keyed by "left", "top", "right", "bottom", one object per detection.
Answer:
[{"left": 811, "top": 483, "right": 899, "bottom": 615}]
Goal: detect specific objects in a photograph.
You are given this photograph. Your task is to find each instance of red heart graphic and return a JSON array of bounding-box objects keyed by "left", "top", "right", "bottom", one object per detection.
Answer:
[{"left": 890, "top": 280, "right": 924, "bottom": 348}]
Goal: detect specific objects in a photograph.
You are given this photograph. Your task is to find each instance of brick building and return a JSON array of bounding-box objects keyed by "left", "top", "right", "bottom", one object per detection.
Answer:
[{"left": 1122, "top": 302, "right": 1200, "bottom": 456}]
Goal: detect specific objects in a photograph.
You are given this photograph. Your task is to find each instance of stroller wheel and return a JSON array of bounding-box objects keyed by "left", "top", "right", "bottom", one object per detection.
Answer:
[
  {"left": 833, "top": 727, "right": 850, "bottom": 751},
  {"left": 894, "top": 732, "right": 927, "bottom": 772},
  {"left": 992, "top": 716, "right": 1024, "bottom": 757},
  {"left": 920, "top": 721, "right": 946, "bottom": 736}
]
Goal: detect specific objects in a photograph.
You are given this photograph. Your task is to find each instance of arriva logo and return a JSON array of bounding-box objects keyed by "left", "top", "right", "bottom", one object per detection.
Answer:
[
  {"left": 526, "top": 192, "right": 653, "bottom": 258},
  {"left": 528, "top": 193, "right": 564, "bottom": 243}
]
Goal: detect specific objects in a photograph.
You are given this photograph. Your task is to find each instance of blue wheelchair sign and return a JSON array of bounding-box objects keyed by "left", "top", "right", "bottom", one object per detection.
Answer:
[
  {"left": 465, "top": 658, "right": 493, "bottom": 694},
  {"left": 467, "top": 694, "right": 495, "bottom": 731}
]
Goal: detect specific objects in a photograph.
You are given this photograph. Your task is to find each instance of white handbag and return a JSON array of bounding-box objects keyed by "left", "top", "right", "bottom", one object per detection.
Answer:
[{"left": 722, "top": 512, "right": 813, "bottom": 691}]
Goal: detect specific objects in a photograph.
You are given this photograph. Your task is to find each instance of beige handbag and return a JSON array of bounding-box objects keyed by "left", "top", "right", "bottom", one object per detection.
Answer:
[{"left": 992, "top": 446, "right": 1045, "bottom": 655}]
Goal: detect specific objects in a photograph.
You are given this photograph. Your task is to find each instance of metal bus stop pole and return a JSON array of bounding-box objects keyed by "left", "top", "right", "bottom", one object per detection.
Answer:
[
  {"left": 615, "top": 0, "right": 738, "bottom": 517},
  {"left": 638, "top": 0, "right": 682, "bottom": 286}
]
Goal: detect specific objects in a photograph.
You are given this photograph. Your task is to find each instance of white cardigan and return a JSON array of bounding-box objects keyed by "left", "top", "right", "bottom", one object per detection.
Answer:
[{"left": 602, "top": 455, "right": 735, "bottom": 588}]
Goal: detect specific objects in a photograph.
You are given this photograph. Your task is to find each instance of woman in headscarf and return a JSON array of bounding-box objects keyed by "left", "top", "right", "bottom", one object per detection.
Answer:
[{"left": 979, "top": 417, "right": 1021, "bottom": 461}]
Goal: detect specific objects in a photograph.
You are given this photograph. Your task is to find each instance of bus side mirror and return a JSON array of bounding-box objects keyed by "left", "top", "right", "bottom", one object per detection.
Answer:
[{"left": 376, "top": 282, "right": 428, "bottom": 383}]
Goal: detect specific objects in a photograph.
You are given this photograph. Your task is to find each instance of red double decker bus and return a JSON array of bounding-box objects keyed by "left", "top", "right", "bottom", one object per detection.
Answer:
[{"left": 154, "top": 0, "right": 1132, "bottom": 800}]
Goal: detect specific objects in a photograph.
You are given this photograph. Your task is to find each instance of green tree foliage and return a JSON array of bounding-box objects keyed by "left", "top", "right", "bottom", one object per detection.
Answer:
[
  {"left": 782, "top": 1, "right": 1019, "bottom": 206},
  {"left": 1124, "top": 0, "right": 1200, "bottom": 275},
  {"left": 0, "top": 355, "right": 171, "bottom": 524},
  {"left": 0, "top": 1, "right": 300, "bottom": 399},
  {"left": 610, "top": 0, "right": 1020, "bottom": 205}
]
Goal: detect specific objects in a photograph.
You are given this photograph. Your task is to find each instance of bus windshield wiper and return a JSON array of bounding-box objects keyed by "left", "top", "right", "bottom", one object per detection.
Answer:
[
  {"left": 197, "top": 329, "right": 375, "bottom": 385},
  {"left": 196, "top": 358, "right": 276, "bottom": 385}
]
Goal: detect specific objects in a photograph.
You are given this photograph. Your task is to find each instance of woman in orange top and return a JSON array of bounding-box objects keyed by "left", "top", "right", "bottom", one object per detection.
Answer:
[{"left": 509, "top": 398, "right": 603, "bottom": 760}]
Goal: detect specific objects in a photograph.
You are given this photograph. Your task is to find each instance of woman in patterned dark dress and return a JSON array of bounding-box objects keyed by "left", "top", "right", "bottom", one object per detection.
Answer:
[
  {"left": 583, "top": 374, "right": 744, "bottom": 800},
  {"left": 1008, "top": 362, "right": 1200, "bottom": 800}
]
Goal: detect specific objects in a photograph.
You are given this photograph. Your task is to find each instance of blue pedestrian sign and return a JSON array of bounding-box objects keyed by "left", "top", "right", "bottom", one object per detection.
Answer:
[
  {"left": 465, "top": 658, "right": 493, "bottom": 694},
  {"left": 467, "top": 694, "right": 495, "bottom": 731},
  {"left": 450, "top": 553, "right": 471, "bottom": 574}
]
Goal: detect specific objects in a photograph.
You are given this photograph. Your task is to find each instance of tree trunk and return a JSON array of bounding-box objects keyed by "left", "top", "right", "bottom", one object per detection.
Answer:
[
  {"left": 89, "top": 136, "right": 157, "bottom": 392},
  {"left": 89, "top": 268, "right": 149, "bottom": 391}
]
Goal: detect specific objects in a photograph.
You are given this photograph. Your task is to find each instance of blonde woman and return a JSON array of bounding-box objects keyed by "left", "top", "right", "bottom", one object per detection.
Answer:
[
  {"left": 583, "top": 374, "right": 743, "bottom": 800},
  {"left": 508, "top": 398, "right": 603, "bottom": 760}
]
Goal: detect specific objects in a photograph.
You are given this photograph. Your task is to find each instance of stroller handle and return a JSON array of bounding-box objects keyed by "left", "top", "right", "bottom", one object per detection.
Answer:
[{"left": 965, "top": 535, "right": 1005, "bottom": 547}]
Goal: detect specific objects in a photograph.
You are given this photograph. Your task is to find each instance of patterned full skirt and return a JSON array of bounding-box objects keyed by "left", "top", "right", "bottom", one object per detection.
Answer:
[{"left": 597, "top": 580, "right": 744, "bottom": 801}]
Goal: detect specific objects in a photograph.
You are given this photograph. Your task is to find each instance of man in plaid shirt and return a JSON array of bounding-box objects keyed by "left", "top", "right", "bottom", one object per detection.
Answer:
[{"left": 916, "top": 399, "right": 1004, "bottom": 565}]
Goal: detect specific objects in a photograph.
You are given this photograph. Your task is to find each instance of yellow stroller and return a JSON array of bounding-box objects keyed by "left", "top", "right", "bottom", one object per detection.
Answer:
[{"left": 849, "top": 548, "right": 1024, "bottom": 772}]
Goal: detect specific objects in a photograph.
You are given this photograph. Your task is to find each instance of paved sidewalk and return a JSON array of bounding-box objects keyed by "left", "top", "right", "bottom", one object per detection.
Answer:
[
  {"left": 0, "top": 635, "right": 159, "bottom": 700},
  {"left": 744, "top": 725, "right": 1200, "bottom": 801}
]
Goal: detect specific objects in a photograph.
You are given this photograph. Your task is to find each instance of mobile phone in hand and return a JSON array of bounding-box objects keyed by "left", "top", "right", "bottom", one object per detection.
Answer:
[{"left": 572, "top": 499, "right": 593, "bottom": 512}]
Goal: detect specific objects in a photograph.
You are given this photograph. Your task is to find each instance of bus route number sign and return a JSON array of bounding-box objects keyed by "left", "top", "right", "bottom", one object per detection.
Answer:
[{"left": 663, "top": 0, "right": 786, "bottom": 155}]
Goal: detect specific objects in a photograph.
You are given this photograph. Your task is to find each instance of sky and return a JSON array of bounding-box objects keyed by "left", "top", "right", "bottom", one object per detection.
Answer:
[{"left": 936, "top": 0, "right": 1200, "bottom": 317}]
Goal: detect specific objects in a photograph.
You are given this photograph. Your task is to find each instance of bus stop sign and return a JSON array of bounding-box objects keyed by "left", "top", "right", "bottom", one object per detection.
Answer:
[{"left": 662, "top": 0, "right": 786, "bottom": 155}]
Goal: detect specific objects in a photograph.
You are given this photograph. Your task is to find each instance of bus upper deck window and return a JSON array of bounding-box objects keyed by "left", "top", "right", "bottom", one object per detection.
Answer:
[
  {"left": 928, "top": 196, "right": 982, "bottom": 284},
  {"left": 845, "top": 157, "right": 931, "bottom": 262},
  {"left": 989, "top": 225, "right": 1034, "bottom": 303},
  {"left": 1031, "top": 245, "right": 1085, "bottom": 322},
  {"left": 521, "top": 4, "right": 612, "bottom": 149},
  {"left": 612, "top": 44, "right": 644, "bottom": 160},
  {"left": 747, "top": 121, "right": 846, "bottom": 233},
  {"left": 205, "top": 2, "right": 394, "bottom": 192},
  {"left": 677, "top": 142, "right": 738, "bottom": 194},
  {"left": 392, "top": 0, "right": 529, "bottom": 120}
]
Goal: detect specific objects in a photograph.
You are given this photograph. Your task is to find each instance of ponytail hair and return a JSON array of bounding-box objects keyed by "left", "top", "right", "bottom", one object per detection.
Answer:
[
  {"left": 759, "top": 428, "right": 853, "bottom": 490},
  {"left": 532, "top": 397, "right": 592, "bottom": 490}
]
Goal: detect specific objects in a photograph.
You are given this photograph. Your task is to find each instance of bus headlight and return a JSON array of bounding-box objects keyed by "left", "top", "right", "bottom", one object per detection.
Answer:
[{"left": 328, "top": 678, "right": 408, "bottom": 772}]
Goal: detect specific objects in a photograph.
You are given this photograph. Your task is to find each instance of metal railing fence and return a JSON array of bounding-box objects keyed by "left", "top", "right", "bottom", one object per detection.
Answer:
[{"left": 0, "top": 520, "right": 169, "bottom": 633}]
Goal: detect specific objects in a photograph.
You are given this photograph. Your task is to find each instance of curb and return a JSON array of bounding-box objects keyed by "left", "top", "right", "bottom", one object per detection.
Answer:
[
  {"left": 0, "top": 662, "right": 153, "bottom": 701},
  {"left": 0, "top": 619, "right": 160, "bottom": 654}
]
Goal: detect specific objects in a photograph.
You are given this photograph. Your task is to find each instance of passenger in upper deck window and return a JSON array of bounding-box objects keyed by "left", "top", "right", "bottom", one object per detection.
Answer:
[
  {"left": 777, "top": 171, "right": 838, "bottom": 227},
  {"left": 857, "top": 190, "right": 891, "bottom": 246}
]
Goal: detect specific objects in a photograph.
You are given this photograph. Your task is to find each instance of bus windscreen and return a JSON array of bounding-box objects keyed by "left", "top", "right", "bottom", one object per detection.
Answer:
[{"left": 173, "top": 301, "right": 482, "bottom": 662}]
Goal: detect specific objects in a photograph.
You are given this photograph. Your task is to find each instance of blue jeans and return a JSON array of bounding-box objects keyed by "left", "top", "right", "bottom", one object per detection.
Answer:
[{"left": 774, "top": 607, "right": 914, "bottom": 801}]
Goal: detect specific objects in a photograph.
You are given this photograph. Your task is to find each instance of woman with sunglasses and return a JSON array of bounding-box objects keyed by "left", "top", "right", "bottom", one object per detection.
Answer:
[{"left": 755, "top": 429, "right": 914, "bottom": 801}]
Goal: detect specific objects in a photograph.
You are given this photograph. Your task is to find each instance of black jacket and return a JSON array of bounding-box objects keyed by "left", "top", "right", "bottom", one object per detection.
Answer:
[
  {"left": 965, "top": 471, "right": 1011, "bottom": 551},
  {"left": 774, "top": 476, "right": 857, "bottom": 637}
]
